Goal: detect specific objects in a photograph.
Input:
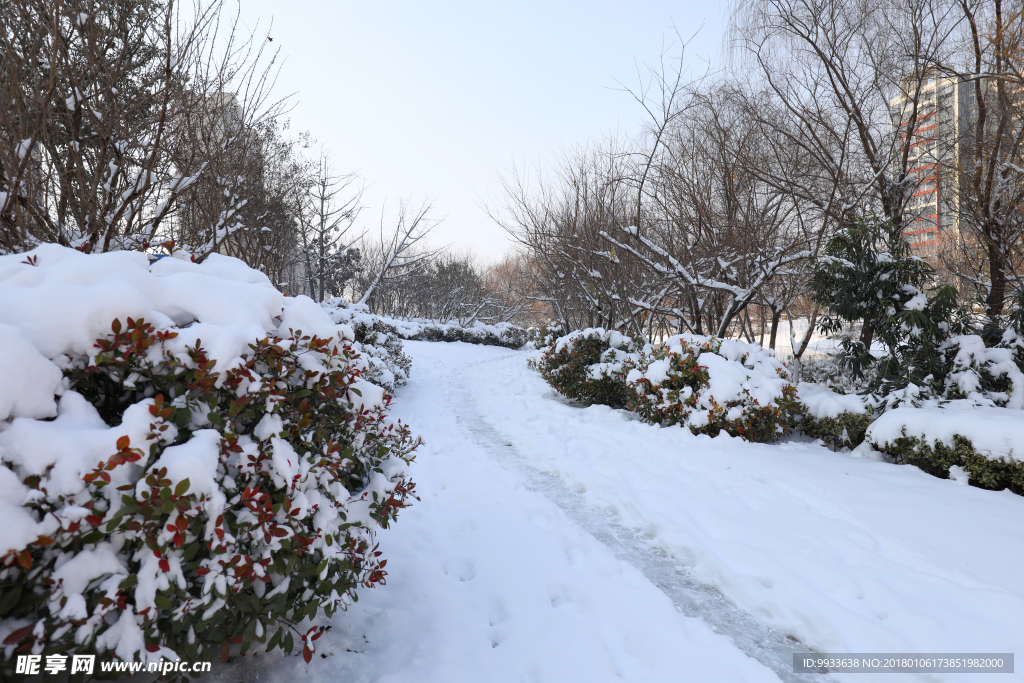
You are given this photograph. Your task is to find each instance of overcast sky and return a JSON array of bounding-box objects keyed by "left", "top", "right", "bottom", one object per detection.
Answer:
[{"left": 236, "top": 0, "right": 727, "bottom": 262}]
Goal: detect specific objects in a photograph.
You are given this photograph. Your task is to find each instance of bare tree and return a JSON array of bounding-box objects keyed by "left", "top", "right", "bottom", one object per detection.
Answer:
[
  {"left": 729, "top": 0, "right": 961, "bottom": 234},
  {"left": 291, "top": 150, "right": 363, "bottom": 301},
  {"left": 936, "top": 0, "right": 1024, "bottom": 316},
  {"left": 0, "top": 0, "right": 287, "bottom": 260},
  {"left": 355, "top": 201, "right": 440, "bottom": 311}
]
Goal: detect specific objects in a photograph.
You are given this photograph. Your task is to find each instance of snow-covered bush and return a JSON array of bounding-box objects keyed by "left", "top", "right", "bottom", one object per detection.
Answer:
[
  {"left": 867, "top": 404, "right": 1024, "bottom": 494},
  {"left": 931, "top": 332, "right": 1024, "bottom": 409},
  {"left": 322, "top": 298, "right": 412, "bottom": 394},
  {"left": 322, "top": 298, "right": 527, "bottom": 352},
  {"left": 410, "top": 323, "right": 528, "bottom": 349},
  {"left": 0, "top": 246, "right": 418, "bottom": 674},
  {"left": 797, "top": 383, "right": 875, "bottom": 449},
  {"left": 626, "top": 336, "right": 803, "bottom": 443},
  {"left": 539, "top": 328, "right": 639, "bottom": 407}
]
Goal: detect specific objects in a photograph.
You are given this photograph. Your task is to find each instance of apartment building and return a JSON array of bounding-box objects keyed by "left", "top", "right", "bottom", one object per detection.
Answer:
[
  {"left": 889, "top": 71, "right": 1020, "bottom": 261},
  {"left": 889, "top": 73, "right": 973, "bottom": 259}
]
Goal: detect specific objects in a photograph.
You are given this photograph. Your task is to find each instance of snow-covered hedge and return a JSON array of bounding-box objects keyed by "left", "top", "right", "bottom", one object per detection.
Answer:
[
  {"left": 796, "top": 383, "right": 874, "bottom": 449},
  {"left": 538, "top": 328, "right": 639, "bottom": 407},
  {"left": 322, "top": 299, "right": 528, "bottom": 351},
  {"left": 866, "top": 403, "right": 1024, "bottom": 493},
  {"left": 0, "top": 246, "right": 418, "bottom": 673},
  {"left": 322, "top": 298, "right": 412, "bottom": 394},
  {"left": 537, "top": 330, "right": 803, "bottom": 443},
  {"left": 626, "top": 336, "right": 803, "bottom": 442}
]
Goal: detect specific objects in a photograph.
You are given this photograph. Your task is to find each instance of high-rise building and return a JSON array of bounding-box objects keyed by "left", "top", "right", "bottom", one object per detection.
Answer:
[
  {"left": 889, "top": 73, "right": 972, "bottom": 259},
  {"left": 889, "top": 71, "right": 1017, "bottom": 261}
]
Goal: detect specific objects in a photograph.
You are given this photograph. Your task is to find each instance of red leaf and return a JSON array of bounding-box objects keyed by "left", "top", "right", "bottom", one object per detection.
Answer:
[
  {"left": 270, "top": 526, "right": 288, "bottom": 538},
  {"left": 303, "top": 645, "right": 312, "bottom": 663},
  {"left": 166, "top": 524, "right": 177, "bottom": 533},
  {"left": 116, "top": 435, "right": 130, "bottom": 451},
  {"left": 159, "top": 559, "right": 170, "bottom": 572},
  {"left": 173, "top": 532, "right": 182, "bottom": 548},
  {"left": 194, "top": 567, "right": 211, "bottom": 576},
  {"left": 176, "top": 515, "right": 188, "bottom": 531},
  {"left": 4, "top": 625, "right": 34, "bottom": 645},
  {"left": 220, "top": 640, "right": 230, "bottom": 664},
  {"left": 230, "top": 635, "right": 243, "bottom": 644},
  {"left": 86, "top": 515, "right": 103, "bottom": 527},
  {"left": 146, "top": 643, "right": 160, "bottom": 653}
]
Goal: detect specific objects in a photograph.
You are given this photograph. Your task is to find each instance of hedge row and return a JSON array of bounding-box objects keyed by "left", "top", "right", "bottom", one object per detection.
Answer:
[{"left": 535, "top": 328, "right": 1023, "bottom": 495}]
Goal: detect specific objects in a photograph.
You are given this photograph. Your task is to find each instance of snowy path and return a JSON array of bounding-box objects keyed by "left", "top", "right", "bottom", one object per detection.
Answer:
[
  {"left": 210, "top": 341, "right": 1024, "bottom": 683},
  {"left": 448, "top": 352, "right": 824, "bottom": 682}
]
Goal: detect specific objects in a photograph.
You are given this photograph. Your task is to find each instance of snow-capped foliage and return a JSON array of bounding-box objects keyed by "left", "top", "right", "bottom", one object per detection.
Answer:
[
  {"left": 538, "top": 329, "right": 803, "bottom": 443},
  {"left": 538, "top": 328, "right": 641, "bottom": 407},
  {"left": 321, "top": 298, "right": 412, "bottom": 394},
  {"left": 0, "top": 245, "right": 418, "bottom": 673},
  {"left": 795, "top": 382, "right": 875, "bottom": 449},
  {"left": 935, "top": 331, "right": 1024, "bottom": 409},
  {"left": 626, "top": 335, "right": 803, "bottom": 442},
  {"left": 322, "top": 298, "right": 527, "bottom": 352},
  {"left": 866, "top": 402, "right": 1024, "bottom": 493}
]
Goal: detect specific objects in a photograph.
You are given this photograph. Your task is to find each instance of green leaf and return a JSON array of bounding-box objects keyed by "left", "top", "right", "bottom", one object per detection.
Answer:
[
  {"left": 174, "top": 478, "right": 190, "bottom": 497},
  {"left": 183, "top": 542, "right": 201, "bottom": 562},
  {"left": 0, "top": 585, "right": 23, "bottom": 616}
]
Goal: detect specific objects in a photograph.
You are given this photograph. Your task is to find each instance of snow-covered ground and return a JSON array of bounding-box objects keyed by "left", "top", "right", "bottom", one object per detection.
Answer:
[{"left": 211, "top": 341, "right": 1024, "bottom": 683}]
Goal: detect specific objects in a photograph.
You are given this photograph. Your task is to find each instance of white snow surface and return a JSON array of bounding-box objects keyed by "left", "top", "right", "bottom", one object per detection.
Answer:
[
  {"left": 211, "top": 342, "right": 1023, "bottom": 683},
  {"left": 797, "top": 382, "right": 871, "bottom": 419}
]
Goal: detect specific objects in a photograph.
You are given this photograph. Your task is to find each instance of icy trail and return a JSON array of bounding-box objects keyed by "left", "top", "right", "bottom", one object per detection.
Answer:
[{"left": 448, "top": 353, "right": 824, "bottom": 682}]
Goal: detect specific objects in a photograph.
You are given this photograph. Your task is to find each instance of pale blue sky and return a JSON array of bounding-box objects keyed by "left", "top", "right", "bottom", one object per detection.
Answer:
[{"left": 237, "top": 1, "right": 727, "bottom": 261}]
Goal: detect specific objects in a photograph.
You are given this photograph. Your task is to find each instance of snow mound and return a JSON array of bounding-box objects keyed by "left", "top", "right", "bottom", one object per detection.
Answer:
[{"left": 797, "top": 382, "right": 871, "bottom": 419}]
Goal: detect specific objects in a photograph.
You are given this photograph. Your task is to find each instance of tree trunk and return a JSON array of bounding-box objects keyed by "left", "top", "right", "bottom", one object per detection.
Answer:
[
  {"left": 859, "top": 320, "right": 874, "bottom": 350},
  {"left": 985, "top": 235, "right": 1007, "bottom": 317},
  {"left": 768, "top": 307, "right": 782, "bottom": 350}
]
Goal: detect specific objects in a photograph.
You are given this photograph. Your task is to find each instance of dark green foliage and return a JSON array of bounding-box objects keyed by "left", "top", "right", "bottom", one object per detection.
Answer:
[
  {"left": 811, "top": 216, "right": 937, "bottom": 378},
  {"left": 539, "top": 330, "right": 635, "bottom": 407},
  {"left": 801, "top": 412, "right": 875, "bottom": 449},
  {"left": 410, "top": 325, "right": 527, "bottom": 349},
  {"left": 873, "top": 433, "right": 1024, "bottom": 495}
]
